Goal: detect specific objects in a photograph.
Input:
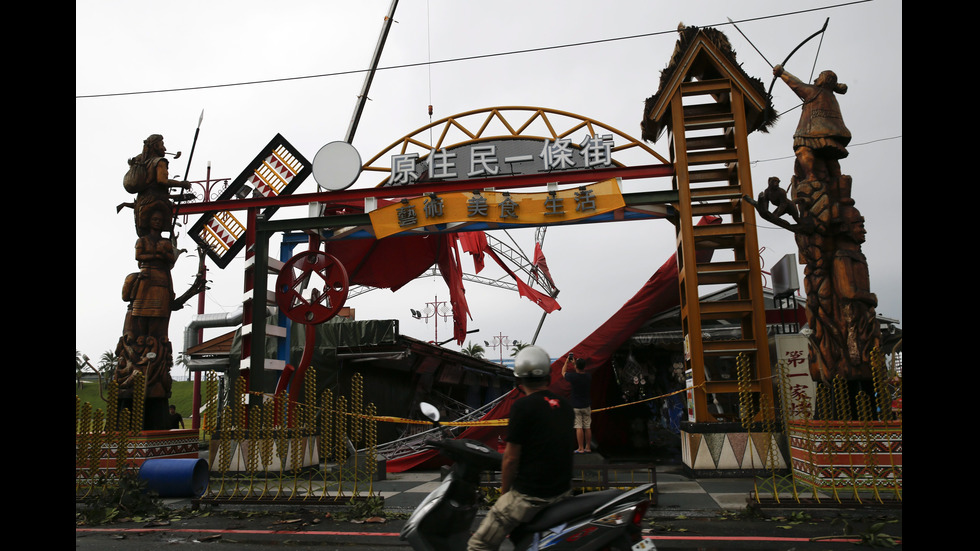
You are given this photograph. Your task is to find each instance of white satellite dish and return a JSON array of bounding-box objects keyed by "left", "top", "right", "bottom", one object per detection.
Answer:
[{"left": 312, "top": 141, "right": 362, "bottom": 191}]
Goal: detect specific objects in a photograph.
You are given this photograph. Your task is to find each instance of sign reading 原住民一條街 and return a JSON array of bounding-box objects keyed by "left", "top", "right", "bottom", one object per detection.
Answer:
[{"left": 368, "top": 178, "right": 625, "bottom": 239}]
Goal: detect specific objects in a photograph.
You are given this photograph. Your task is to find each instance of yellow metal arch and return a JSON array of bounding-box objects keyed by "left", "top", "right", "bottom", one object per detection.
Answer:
[{"left": 361, "top": 106, "right": 670, "bottom": 186}]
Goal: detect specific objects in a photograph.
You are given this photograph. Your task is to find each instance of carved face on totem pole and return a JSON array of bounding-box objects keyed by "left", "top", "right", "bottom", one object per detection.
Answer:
[{"left": 839, "top": 206, "right": 867, "bottom": 245}]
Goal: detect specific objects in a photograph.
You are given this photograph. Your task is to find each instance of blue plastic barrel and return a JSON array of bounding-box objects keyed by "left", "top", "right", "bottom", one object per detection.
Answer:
[{"left": 138, "top": 458, "right": 209, "bottom": 497}]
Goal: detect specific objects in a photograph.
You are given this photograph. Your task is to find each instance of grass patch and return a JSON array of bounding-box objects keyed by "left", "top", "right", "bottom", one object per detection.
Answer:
[{"left": 76, "top": 380, "right": 197, "bottom": 425}]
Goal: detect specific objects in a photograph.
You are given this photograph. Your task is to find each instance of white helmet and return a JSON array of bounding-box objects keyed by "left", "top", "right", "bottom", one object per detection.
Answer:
[{"left": 514, "top": 345, "right": 551, "bottom": 379}]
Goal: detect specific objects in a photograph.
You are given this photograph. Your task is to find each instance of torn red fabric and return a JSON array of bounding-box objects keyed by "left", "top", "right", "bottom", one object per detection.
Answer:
[
  {"left": 325, "top": 230, "right": 559, "bottom": 329},
  {"left": 532, "top": 242, "right": 556, "bottom": 288},
  {"left": 322, "top": 234, "right": 467, "bottom": 344},
  {"left": 457, "top": 231, "right": 488, "bottom": 274},
  {"left": 484, "top": 247, "right": 561, "bottom": 313},
  {"left": 387, "top": 215, "right": 722, "bottom": 472},
  {"left": 323, "top": 234, "right": 447, "bottom": 292},
  {"left": 438, "top": 235, "right": 469, "bottom": 344}
]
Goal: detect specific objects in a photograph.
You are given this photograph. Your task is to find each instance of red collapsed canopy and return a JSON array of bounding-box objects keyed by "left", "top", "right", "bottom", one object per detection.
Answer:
[
  {"left": 386, "top": 216, "right": 721, "bottom": 472},
  {"left": 323, "top": 232, "right": 559, "bottom": 346}
]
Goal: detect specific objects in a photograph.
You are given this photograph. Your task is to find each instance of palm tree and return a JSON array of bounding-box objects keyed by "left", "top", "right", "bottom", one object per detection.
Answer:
[
  {"left": 461, "top": 341, "right": 485, "bottom": 358},
  {"left": 98, "top": 350, "right": 119, "bottom": 389},
  {"left": 509, "top": 340, "right": 530, "bottom": 357},
  {"left": 174, "top": 352, "right": 189, "bottom": 381},
  {"left": 76, "top": 350, "right": 85, "bottom": 391}
]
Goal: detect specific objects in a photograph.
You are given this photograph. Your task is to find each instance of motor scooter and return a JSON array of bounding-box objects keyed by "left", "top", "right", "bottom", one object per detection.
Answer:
[{"left": 400, "top": 403, "right": 656, "bottom": 551}]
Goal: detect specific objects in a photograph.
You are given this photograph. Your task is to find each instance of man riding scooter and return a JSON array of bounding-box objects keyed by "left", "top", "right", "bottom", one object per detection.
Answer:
[{"left": 468, "top": 345, "right": 577, "bottom": 551}]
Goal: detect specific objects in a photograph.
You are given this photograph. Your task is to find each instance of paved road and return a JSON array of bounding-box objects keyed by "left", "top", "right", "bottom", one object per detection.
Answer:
[
  {"left": 77, "top": 460, "right": 901, "bottom": 549},
  {"left": 76, "top": 505, "right": 902, "bottom": 550}
]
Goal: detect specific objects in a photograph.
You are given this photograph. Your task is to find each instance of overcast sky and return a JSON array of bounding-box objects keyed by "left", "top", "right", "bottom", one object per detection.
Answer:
[{"left": 76, "top": 0, "right": 901, "bottom": 374}]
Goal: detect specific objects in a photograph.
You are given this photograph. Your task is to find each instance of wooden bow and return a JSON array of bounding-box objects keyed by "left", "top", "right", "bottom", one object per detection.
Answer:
[{"left": 767, "top": 17, "right": 829, "bottom": 98}]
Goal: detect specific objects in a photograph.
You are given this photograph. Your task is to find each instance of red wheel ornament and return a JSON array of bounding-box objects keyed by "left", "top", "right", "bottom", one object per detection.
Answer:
[{"left": 275, "top": 251, "right": 350, "bottom": 324}]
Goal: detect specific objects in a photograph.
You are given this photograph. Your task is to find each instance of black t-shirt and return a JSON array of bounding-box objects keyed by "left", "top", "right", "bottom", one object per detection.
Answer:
[
  {"left": 168, "top": 412, "right": 183, "bottom": 429},
  {"left": 506, "top": 389, "right": 575, "bottom": 498},
  {"left": 564, "top": 371, "right": 592, "bottom": 408}
]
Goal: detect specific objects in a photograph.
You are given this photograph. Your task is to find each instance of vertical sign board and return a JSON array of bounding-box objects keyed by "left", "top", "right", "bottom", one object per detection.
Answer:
[
  {"left": 685, "top": 369, "right": 696, "bottom": 421},
  {"left": 774, "top": 334, "right": 815, "bottom": 419},
  {"left": 188, "top": 134, "right": 312, "bottom": 268}
]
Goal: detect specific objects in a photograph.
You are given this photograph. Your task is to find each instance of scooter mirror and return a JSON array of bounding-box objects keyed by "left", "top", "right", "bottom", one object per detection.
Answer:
[{"left": 420, "top": 402, "right": 440, "bottom": 422}]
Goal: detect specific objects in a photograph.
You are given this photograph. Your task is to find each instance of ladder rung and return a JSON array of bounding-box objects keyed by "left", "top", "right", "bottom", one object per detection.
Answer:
[
  {"left": 698, "top": 300, "right": 753, "bottom": 319},
  {"left": 697, "top": 272, "right": 749, "bottom": 285},
  {"left": 686, "top": 149, "right": 738, "bottom": 166},
  {"left": 683, "top": 103, "right": 732, "bottom": 119},
  {"left": 245, "top": 256, "right": 285, "bottom": 274},
  {"left": 688, "top": 168, "right": 736, "bottom": 184},
  {"left": 697, "top": 260, "right": 750, "bottom": 274},
  {"left": 693, "top": 222, "right": 745, "bottom": 237},
  {"left": 238, "top": 358, "right": 287, "bottom": 372},
  {"left": 693, "top": 236, "right": 741, "bottom": 250},
  {"left": 691, "top": 201, "right": 740, "bottom": 216},
  {"left": 685, "top": 134, "right": 732, "bottom": 151},
  {"left": 683, "top": 115, "right": 735, "bottom": 131},
  {"left": 703, "top": 340, "right": 758, "bottom": 354},
  {"left": 243, "top": 289, "right": 279, "bottom": 305},
  {"left": 704, "top": 380, "right": 760, "bottom": 393},
  {"left": 241, "top": 324, "right": 288, "bottom": 338},
  {"left": 680, "top": 79, "right": 733, "bottom": 95},
  {"left": 696, "top": 261, "right": 750, "bottom": 285},
  {"left": 267, "top": 257, "right": 284, "bottom": 273}
]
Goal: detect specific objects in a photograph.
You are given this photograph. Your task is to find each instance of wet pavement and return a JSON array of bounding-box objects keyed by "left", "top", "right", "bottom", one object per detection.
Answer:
[{"left": 76, "top": 463, "right": 902, "bottom": 549}]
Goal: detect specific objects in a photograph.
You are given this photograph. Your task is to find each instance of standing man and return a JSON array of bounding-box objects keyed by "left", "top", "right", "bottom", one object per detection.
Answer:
[
  {"left": 167, "top": 405, "right": 185, "bottom": 429},
  {"left": 562, "top": 354, "right": 592, "bottom": 453},
  {"left": 468, "top": 346, "right": 575, "bottom": 551}
]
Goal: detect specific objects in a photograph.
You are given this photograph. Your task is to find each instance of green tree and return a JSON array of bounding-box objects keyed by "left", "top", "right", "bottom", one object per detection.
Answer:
[
  {"left": 98, "top": 350, "right": 119, "bottom": 389},
  {"left": 76, "top": 350, "right": 85, "bottom": 391},
  {"left": 174, "top": 352, "right": 189, "bottom": 381},
  {"left": 509, "top": 341, "right": 530, "bottom": 357},
  {"left": 462, "top": 341, "right": 485, "bottom": 358}
]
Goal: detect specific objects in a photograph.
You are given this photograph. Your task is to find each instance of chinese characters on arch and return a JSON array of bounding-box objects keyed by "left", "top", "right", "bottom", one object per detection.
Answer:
[
  {"left": 368, "top": 179, "right": 625, "bottom": 239},
  {"left": 386, "top": 135, "right": 617, "bottom": 186}
]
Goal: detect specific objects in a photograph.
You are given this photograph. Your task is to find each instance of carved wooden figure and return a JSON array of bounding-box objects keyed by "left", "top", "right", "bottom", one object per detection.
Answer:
[
  {"left": 749, "top": 67, "right": 882, "bottom": 404},
  {"left": 116, "top": 134, "right": 206, "bottom": 430}
]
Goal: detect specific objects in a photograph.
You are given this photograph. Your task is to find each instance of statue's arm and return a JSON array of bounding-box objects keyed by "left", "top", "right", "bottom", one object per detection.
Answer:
[
  {"left": 773, "top": 65, "right": 809, "bottom": 98},
  {"left": 135, "top": 239, "right": 153, "bottom": 262},
  {"left": 155, "top": 158, "right": 191, "bottom": 189}
]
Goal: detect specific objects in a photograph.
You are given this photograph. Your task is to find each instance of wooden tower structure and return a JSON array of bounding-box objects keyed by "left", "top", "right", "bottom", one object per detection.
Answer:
[{"left": 643, "top": 26, "right": 777, "bottom": 430}]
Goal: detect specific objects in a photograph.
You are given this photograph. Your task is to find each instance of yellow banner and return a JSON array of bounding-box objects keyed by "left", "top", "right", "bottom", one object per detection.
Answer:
[{"left": 369, "top": 178, "right": 624, "bottom": 239}]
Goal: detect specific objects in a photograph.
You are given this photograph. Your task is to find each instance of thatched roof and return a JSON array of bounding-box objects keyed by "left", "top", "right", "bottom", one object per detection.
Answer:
[{"left": 641, "top": 24, "right": 777, "bottom": 143}]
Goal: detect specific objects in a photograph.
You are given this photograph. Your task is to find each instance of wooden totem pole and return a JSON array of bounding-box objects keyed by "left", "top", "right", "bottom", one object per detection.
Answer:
[
  {"left": 116, "top": 134, "right": 206, "bottom": 430},
  {"left": 748, "top": 65, "right": 882, "bottom": 411}
]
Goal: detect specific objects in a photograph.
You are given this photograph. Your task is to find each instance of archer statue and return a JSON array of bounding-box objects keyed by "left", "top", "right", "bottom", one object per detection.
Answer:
[
  {"left": 116, "top": 133, "right": 207, "bottom": 430},
  {"left": 747, "top": 64, "right": 883, "bottom": 416}
]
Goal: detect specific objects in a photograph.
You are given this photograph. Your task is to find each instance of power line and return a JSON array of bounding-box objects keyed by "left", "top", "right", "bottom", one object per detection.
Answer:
[
  {"left": 75, "top": 1, "right": 870, "bottom": 100},
  {"left": 75, "top": 31, "right": 672, "bottom": 99},
  {"left": 751, "top": 135, "right": 902, "bottom": 165}
]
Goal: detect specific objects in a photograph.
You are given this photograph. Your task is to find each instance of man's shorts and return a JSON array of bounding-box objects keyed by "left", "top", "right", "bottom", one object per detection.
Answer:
[
  {"left": 468, "top": 488, "right": 568, "bottom": 551},
  {"left": 573, "top": 407, "right": 592, "bottom": 429}
]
